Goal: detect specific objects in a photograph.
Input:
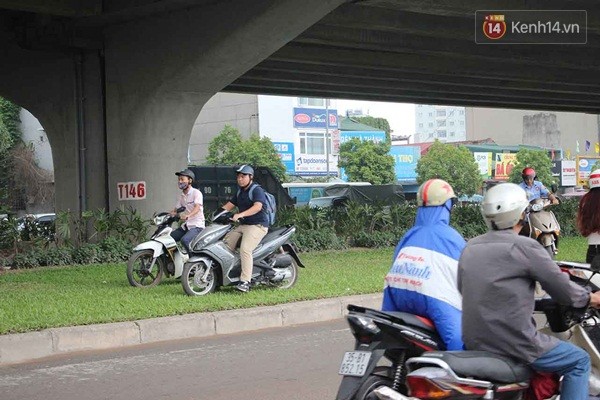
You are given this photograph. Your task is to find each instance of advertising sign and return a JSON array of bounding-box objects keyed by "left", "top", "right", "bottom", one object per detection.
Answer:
[
  {"left": 389, "top": 146, "right": 420, "bottom": 182},
  {"left": 117, "top": 181, "right": 146, "bottom": 200},
  {"left": 293, "top": 108, "right": 338, "bottom": 129},
  {"left": 340, "top": 131, "right": 386, "bottom": 144},
  {"left": 561, "top": 160, "right": 577, "bottom": 187},
  {"left": 576, "top": 156, "right": 600, "bottom": 186},
  {"left": 295, "top": 154, "right": 337, "bottom": 176},
  {"left": 473, "top": 152, "right": 493, "bottom": 178},
  {"left": 494, "top": 153, "right": 517, "bottom": 181},
  {"left": 273, "top": 142, "right": 295, "bottom": 174}
]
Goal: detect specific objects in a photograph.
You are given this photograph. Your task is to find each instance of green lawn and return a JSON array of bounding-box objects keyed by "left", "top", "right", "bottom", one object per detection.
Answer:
[
  {"left": 0, "top": 236, "right": 589, "bottom": 335},
  {"left": 0, "top": 248, "right": 393, "bottom": 335}
]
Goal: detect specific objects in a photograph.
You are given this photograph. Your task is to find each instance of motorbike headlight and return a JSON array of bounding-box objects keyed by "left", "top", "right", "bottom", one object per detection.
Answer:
[
  {"left": 191, "top": 230, "right": 223, "bottom": 250},
  {"left": 154, "top": 215, "right": 168, "bottom": 225},
  {"left": 532, "top": 203, "right": 544, "bottom": 212}
]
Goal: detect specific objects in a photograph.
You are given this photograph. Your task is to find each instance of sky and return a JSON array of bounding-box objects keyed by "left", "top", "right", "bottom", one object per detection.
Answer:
[{"left": 335, "top": 99, "right": 416, "bottom": 138}]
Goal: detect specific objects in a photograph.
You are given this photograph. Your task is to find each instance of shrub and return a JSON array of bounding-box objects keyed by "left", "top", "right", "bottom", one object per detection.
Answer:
[
  {"left": 552, "top": 198, "right": 579, "bottom": 237},
  {"left": 294, "top": 228, "right": 347, "bottom": 252},
  {"left": 11, "top": 251, "right": 40, "bottom": 269},
  {"left": 99, "top": 236, "right": 132, "bottom": 263},
  {"left": 72, "top": 243, "right": 104, "bottom": 265},
  {"left": 352, "top": 230, "right": 403, "bottom": 248}
]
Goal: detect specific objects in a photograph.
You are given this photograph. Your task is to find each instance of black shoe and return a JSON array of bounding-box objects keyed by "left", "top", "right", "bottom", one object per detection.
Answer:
[{"left": 236, "top": 281, "right": 250, "bottom": 293}]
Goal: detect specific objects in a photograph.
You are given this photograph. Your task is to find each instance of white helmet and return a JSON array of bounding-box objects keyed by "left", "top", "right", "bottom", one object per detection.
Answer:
[
  {"left": 589, "top": 169, "right": 600, "bottom": 190},
  {"left": 481, "top": 183, "right": 529, "bottom": 230},
  {"left": 417, "top": 179, "right": 457, "bottom": 207}
]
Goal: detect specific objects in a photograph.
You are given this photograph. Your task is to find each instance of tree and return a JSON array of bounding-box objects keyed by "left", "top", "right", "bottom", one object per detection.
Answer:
[
  {"left": 508, "top": 149, "right": 554, "bottom": 186},
  {"left": 353, "top": 116, "right": 392, "bottom": 142},
  {"left": 205, "top": 125, "right": 287, "bottom": 181},
  {"left": 592, "top": 160, "right": 600, "bottom": 172},
  {"left": 415, "top": 140, "right": 482, "bottom": 196},
  {"left": 338, "top": 138, "right": 395, "bottom": 184},
  {"left": 0, "top": 97, "right": 22, "bottom": 209}
]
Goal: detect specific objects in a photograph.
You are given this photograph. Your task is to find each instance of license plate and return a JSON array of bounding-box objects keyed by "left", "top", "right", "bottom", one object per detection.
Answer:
[{"left": 338, "top": 351, "right": 372, "bottom": 376}]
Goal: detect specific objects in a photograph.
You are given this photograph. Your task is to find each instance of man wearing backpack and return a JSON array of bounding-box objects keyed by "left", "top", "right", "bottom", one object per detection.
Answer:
[{"left": 220, "top": 165, "right": 271, "bottom": 292}]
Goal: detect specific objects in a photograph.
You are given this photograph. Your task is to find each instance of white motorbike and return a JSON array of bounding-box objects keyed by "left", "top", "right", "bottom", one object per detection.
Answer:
[{"left": 127, "top": 207, "right": 188, "bottom": 288}]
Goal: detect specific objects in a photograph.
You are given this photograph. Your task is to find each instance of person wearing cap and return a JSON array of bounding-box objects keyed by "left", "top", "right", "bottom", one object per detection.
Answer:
[
  {"left": 220, "top": 164, "right": 269, "bottom": 293},
  {"left": 170, "top": 169, "right": 205, "bottom": 252},
  {"left": 577, "top": 169, "right": 600, "bottom": 263},
  {"left": 519, "top": 167, "right": 558, "bottom": 203},
  {"left": 382, "top": 178, "right": 466, "bottom": 350},
  {"left": 459, "top": 183, "right": 600, "bottom": 400}
]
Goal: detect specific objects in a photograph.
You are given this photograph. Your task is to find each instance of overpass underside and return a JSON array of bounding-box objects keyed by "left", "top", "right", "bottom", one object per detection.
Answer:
[{"left": 0, "top": 0, "right": 598, "bottom": 216}]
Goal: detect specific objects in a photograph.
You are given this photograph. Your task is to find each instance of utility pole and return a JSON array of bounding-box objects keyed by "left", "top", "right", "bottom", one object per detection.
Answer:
[{"left": 325, "top": 98, "right": 330, "bottom": 177}]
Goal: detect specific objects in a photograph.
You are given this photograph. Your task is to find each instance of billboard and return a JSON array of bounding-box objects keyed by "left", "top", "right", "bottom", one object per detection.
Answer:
[
  {"left": 389, "top": 146, "right": 420, "bottom": 182},
  {"left": 293, "top": 107, "right": 338, "bottom": 129},
  {"left": 273, "top": 142, "right": 295, "bottom": 174},
  {"left": 295, "top": 154, "right": 337, "bottom": 176},
  {"left": 577, "top": 156, "right": 600, "bottom": 186},
  {"left": 494, "top": 153, "right": 517, "bottom": 181},
  {"left": 473, "top": 152, "right": 493, "bottom": 178},
  {"left": 340, "top": 131, "right": 386, "bottom": 144}
]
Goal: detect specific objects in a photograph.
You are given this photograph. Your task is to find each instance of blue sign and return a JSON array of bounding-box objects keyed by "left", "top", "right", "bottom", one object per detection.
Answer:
[
  {"left": 293, "top": 108, "right": 338, "bottom": 129},
  {"left": 273, "top": 142, "right": 295, "bottom": 174},
  {"left": 390, "top": 146, "right": 421, "bottom": 182},
  {"left": 340, "top": 131, "right": 386, "bottom": 144}
]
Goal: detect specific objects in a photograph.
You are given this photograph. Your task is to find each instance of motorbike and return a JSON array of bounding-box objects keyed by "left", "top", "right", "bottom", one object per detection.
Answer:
[
  {"left": 335, "top": 305, "right": 445, "bottom": 400},
  {"left": 522, "top": 197, "right": 561, "bottom": 258},
  {"left": 362, "top": 260, "right": 600, "bottom": 400},
  {"left": 127, "top": 206, "right": 187, "bottom": 287},
  {"left": 181, "top": 210, "right": 304, "bottom": 296}
]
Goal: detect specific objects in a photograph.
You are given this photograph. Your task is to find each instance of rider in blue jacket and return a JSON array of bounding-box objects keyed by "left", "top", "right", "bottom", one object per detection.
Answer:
[{"left": 382, "top": 179, "right": 466, "bottom": 350}]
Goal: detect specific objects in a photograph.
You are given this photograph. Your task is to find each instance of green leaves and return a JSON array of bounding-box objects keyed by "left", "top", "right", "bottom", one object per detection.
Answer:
[
  {"left": 508, "top": 148, "right": 554, "bottom": 185},
  {"left": 205, "top": 125, "right": 287, "bottom": 181},
  {"left": 415, "top": 140, "right": 482, "bottom": 196},
  {"left": 338, "top": 138, "right": 395, "bottom": 184}
]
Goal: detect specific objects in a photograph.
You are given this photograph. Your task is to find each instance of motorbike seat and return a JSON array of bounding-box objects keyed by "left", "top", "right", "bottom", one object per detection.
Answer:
[
  {"left": 259, "top": 227, "right": 288, "bottom": 245},
  {"left": 419, "top": 351, "right": 531, "bottom": 383},
  {"left": 384, "top": 311, "right": 436, "bottom": 333}
]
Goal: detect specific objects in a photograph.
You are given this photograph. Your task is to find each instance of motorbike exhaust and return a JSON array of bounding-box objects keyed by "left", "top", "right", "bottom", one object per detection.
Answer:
[
  {"left": 271, "top": 267, "right": 293, "bottom": 282},
  {"left": 271, "top": 253, "right": 293, "bottom": 267}
]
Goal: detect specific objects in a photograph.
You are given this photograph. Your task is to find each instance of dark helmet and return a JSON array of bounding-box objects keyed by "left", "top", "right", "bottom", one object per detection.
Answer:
[
  {"left": 521, "top": 167, "right": 536, "bottom": 180},
  {"left": 175, "top": 168, "right": 195, "bottom": 181},
  {"left": 236, "top": 164, "right": 254, "bottom": 176}
]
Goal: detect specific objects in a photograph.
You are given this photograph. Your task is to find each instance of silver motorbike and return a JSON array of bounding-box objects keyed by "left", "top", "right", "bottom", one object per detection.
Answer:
[{"left": 181, "top": 210, "right": 304, "bottom": 296}]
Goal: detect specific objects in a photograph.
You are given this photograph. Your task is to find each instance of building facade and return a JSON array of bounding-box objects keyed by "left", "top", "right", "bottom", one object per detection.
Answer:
[{"left": 414, "top": 105, "right": 467, "bottom": 143}]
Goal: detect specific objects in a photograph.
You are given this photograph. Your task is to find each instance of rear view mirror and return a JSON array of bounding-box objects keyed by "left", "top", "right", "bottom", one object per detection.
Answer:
[
  {"left": 592, "top": 255, "right": 600, "bottom": 272},
  {"left": 550, "top": 184, "right": 558, "bottom": 193}
]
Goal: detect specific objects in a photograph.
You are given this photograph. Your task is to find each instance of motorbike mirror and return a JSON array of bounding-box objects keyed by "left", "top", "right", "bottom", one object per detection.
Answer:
[
  {"left": 550, "top": 183, "right": 558, "bottom": 193},
  {"left": 592, "top": 255, "right": 600, "bottom": 272}
]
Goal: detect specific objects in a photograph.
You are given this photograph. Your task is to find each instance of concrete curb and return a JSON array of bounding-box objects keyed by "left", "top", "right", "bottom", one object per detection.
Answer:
[{"left": 0, "top": 293, "right": 382, "bottom": 366}]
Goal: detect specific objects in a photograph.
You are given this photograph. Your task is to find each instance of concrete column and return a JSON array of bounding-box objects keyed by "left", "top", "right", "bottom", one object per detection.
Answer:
[
  {"left": 104, "top": 0, "right": 346, "bottom": 215},
  {"left": 0, "top": 32, "right": 108, "bottom": 215}
]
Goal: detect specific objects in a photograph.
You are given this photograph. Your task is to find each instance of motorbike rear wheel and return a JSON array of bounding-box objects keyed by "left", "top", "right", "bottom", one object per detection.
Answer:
[
  {"left": 182, "top": 260, "right": 218, "bottom": 296},
  {"left": 271, "top": 258, "right": 299, "bottom": 289},
  {"left": 353, "top": 374, "right": 394, "bottom": 400},
  {"left": 127, "top": 250, "right": 165, "bottom": 288}
]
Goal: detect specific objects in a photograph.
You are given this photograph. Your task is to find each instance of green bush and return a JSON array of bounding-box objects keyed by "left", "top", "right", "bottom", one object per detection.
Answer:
[
  {"left": 352, "top": 230, "right": 402, "bottom": 248},
  {"left": 99, "top": 236, "right": 132, "bottom": 263},
  {"left": 11, "top": 251, "right": 40, "bottom": 269},
  {"left": 294, "top": 227, "right": 347, "bottom": 252},
  {"left": 37, "top": 247, "right": 73, "bottom": 266},
  {"left": 552, "top": 198, "right": 579, "bottom": 237},
  {"left": 72, "top": 243, "right": 104, "bottom": 265}
]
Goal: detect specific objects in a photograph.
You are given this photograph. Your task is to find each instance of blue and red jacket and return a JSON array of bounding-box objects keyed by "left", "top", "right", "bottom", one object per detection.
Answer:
[{"left": 382, "top": 200, "right": 466, "bottom": 350}]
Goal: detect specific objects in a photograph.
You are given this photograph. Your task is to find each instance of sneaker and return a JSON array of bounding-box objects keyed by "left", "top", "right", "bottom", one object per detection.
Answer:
[{"left": 236, "top": 281, "right": 250, "bottom": 293}]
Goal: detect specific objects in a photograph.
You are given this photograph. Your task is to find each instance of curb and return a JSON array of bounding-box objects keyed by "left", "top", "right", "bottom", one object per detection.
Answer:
[{"left": 0, "top": 293, "right": 382, "bottom": 366}]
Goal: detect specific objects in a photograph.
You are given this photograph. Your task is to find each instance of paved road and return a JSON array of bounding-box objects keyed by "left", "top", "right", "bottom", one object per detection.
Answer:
[{"left": 0, "top": 320, "right": 353, "bottom": 400}]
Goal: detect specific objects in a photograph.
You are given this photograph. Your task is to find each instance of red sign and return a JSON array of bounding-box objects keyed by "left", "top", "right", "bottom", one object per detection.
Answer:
[
  {"left": 117, "top": 181, "right": 146, "bottom": 201},
  {"left": 294, "top": 113, "right": 311, "bottom": 124},
  {"left": 483, "top": 15, "right": 507, "bottom": 40}
]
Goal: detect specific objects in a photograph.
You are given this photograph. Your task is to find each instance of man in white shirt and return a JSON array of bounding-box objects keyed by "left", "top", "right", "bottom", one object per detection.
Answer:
[{"left": 170, "top": 169, "right": 205, "bottom": 252}]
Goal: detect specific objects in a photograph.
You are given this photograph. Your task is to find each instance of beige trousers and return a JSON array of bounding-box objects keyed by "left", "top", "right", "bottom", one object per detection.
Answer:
[{"left": 223, "top": 224, "right": 268, "bottom": 283}]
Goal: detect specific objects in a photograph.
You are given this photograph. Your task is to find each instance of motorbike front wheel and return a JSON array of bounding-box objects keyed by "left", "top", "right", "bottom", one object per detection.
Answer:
[
  {"left": 354, "top": 374, "right": 394, "bottom": 400},
  {"left": 182, "top": 260, "right": 218, "bottom": 296},
  {"left": 271, "top": 258, "right": 299, "bottom": 289},
  {"left": 127, "top": 250, "right": 165, "bottom": 288}
]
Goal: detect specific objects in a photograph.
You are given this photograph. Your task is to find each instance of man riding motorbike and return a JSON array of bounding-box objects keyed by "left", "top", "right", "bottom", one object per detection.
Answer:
[
  {"left": 382, "top": 178, "right": 466, "bottom": 350},
  {"left": 170, "top": 169, "right": 205, "bottom": 252},
  {"left": 519, "top": 167, "right": 558, "bottom": 203},
  {"left": 458, "top": 182, "right": 600, "bottom": 400}
]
